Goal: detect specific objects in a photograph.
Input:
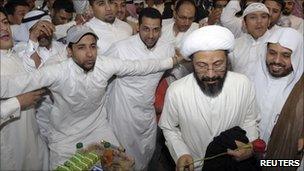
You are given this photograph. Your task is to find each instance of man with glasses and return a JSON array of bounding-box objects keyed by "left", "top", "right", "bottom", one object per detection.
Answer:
[
  {"left": 159, "top": 0, "right": 198, "bottom": 85},
  {"left": 159, "top": 26, "right": 259, "bottom": 170},
  {"left": 85, "top": 0, "right": 132, "bottom": 54}
]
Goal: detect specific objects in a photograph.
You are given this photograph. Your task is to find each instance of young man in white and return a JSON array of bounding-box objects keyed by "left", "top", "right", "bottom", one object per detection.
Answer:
[
  {"left": 229, "top": 3, "right": 271, "bottom": 78},
  {"left": 0, "top": 25, "right": 182, "bottom": 169},
  {"left": 104, "top": 7, "right": 176, "bottom": 170},
  {"left": 85, "top": 0, "right": 133, "bottom": 54}
]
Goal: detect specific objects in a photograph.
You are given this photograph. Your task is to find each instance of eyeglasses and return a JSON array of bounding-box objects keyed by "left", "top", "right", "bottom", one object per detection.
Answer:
[
  {"left": 176, "top": 13, "right": 195, "bottom": 22},
  {"left": 195, "top": 62, "right": 226, "bottom": 73}
]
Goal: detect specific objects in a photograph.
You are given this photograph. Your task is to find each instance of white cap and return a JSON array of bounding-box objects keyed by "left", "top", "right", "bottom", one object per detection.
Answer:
[
  {"left": 181, "top": 25, "right": 235, "bottom": 60},
  {"left": 243, "top": 3, "right": 269, "bottom": 17},
  {"left": 66, "top": 25, "right": 99, "bottom": 44}
]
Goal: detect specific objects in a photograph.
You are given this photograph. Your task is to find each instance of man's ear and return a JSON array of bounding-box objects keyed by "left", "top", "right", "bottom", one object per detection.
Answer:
[
  {"left": 136, "top": 23, "right": 139, "bottom": 32},
  {"left": 242, "top": 19, "right": 248, "bottom": 33},
  {"left": 66, "top": 46, "right": 73, "bottom": 58}
]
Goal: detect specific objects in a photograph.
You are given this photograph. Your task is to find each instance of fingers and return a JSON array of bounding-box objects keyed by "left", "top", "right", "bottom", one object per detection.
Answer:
[
  {"left": 32, "top": 21, "right": 55, "bottom": 36},
  {"left": 39, "top": 21, "right": 55, "bottom": 36},
  {"left": 176, "top": 155, "right": 194, "bottom": 171}
]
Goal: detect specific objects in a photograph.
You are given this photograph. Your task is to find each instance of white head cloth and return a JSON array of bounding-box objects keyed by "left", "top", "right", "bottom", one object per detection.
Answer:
[
  {"left": 243, "top": 3, "right": 269, "bottom": 17},
  {"left": 252, "top": 27, "right": 303, "bottom": 143},
  {"left": 17, "top": 10, "right": 51, "bottom": 42},
  {"left": 180, "top": 25, "right": 235, "bottom": 60}
]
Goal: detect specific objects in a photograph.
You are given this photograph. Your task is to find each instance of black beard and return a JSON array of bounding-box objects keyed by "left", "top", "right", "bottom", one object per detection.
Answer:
[
  {"left": 266, "top": 62, "right": 293, "bottom": 78},
  {"left": 38, "top": 35, "right": 52, "bottom": 48},
  {"left": 194, "top": 69, "right": 227, "bottom": 97},
  {"left": 73, "top": 59, "right": 95, "bottom": 73}
]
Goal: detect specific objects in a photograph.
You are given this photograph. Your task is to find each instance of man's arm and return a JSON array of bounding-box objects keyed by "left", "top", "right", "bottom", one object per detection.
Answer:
[
  {"left": 0, "top": 64, "right": 61, "bottom": 98},
  {"left": 0, "top": 90, "right": 44, "bottom": 125},
  {"left": 158, "top": 87, "right": 193, "bottom": 166},
  {"left": 220, "top": 0, "right": 243, "bottom": 38},
  {"left": 227, "top": 81, "right": 259, "bottom": 161}
]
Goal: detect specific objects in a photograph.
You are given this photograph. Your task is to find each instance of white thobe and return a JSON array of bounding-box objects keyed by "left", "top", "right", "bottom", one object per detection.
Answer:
[
  {"left": 0, "top": 50, "right": 45, "bottom": 170},
  {"left": 280, "top": 15, "right": 304, "bottom": 34},
  {"left": 268, "top": 24, "right": 282, "bottom": 35},
  {"left": 250, "top": 28, "right": 303, "bottom": 144},
  {"left": 104, "top": 34, "right": 175, "bottom": 170},
  {"left": 1, "top": 55, "right": 174, "bottom": 169},
  {"left": 161, "top": 21, "right": 198, "bottom": 83},
  {"left": 14, "top": 40, "right": 68, "bottom": 141},
  {"left": 159, "top": 72, "right": 259, "bottom": 169},
  {"left": 229, "top": 31, "right": 271, "bottom": 79},
  {"left": 161, "top": 21, "right": 199, "bottom": 49},
  {"left": 85, "top": 17, "right": 133, "bottom": 54},
  {"left": 220, "top": 0, "right": 244, "bottom": 38}
]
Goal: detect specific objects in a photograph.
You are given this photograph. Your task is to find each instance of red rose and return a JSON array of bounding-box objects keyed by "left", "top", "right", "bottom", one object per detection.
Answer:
[{"left": 252, "top": 139, "right": 266, "bottom": 153}]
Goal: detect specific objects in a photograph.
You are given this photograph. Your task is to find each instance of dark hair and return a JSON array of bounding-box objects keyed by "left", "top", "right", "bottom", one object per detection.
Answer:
[
  {"left": 0, "top": 6, "right": 8, "bottom": 18},
  {"left": 138, "top": 7, "right": 162, "bottom": 25},
  {"left": 52, "top": 0, "right": 75, "bottom": 13},
  {"left": 89, "top": 0, "right": 96, "bottom": 6},
  {"left": 175, "top": 0, "right": 196, "bottom": 13},
  {"left": 262, "top": 0, "right": 285, "bottom": 11},
  {"left": 4, "top": 0, "right": 29, "bottom": 15}
]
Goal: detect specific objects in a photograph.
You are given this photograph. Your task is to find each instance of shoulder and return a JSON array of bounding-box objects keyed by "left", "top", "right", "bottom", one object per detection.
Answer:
[
  {"left": 226, "top": 71, "right": 253, "bottom": 90},
  {"left": 167, "top": 74, "right": 194, "bottom": 95},
  {"left": 116, "top": 19, "right": 132, "bottom": 31},
  {"left": 111, "top": 35, "right": 137, "bottom": 51}
]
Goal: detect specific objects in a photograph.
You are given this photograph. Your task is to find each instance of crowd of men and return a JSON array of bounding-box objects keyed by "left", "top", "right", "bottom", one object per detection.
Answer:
[{"left": 0, "top": 0, "right": 303, "bottom": 170}]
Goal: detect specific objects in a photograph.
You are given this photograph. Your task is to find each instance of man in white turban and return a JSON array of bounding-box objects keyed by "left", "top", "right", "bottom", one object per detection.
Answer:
[
  {"left": 253, "top": 27, "right": 303, "bottom": 144},
  {"left": 159, "top": 25, "right": 260, "bottom": 171}
]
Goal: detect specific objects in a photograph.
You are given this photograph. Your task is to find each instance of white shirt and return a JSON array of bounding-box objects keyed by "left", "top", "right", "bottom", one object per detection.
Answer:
[
  {"left": 229, "top": 31, "right": 271, "bottom": 79},
  {"left": 280, "top": 15, "right": 304, "bottom": 34},
  {"left": 0, "top": 49, "right": 45, "bottom": 170},
  {"left": 14, "top": 40, "right": 68, "bottom": 145},
  {"left": 159, "top": 72, "right": 259, "bottom": 169},
  {"left": 104, "top": 34, "right": 175, "bottom": 170},
  {"left": 14, "top": 40, "right": 67, "bottom": 71},
  {"left": 85, "top": 17, "right": 133, "bottom": 54},
  {"left": 1, "top": 55, "right": 174, "bottom": 169},
  {"left": 161, "top": 21, "right": 198, "bottom": 83},
  {"left": 161, "top": 21, "right": 199, "bottom": 49}
]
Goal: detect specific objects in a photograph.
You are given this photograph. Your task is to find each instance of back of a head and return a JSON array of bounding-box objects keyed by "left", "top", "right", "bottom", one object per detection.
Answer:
[
  {"left": 4, "top": 0, "right": 29, "bottom": 15},
  {"left": 175, "top": 0, "right": 196, "bottom": 13},
  {"left": 52, "top": 0, "right": 75, "bottom": 13},
  {"left": 138, "top": 7, "right": 162, "bottom": 25}
]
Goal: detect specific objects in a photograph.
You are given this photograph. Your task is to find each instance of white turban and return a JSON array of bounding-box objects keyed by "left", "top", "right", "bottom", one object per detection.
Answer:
[
  {"left": 181, "top": 25, "right": 235, "bottom": 60},
  {"left": 17, "top": 10, "right": 51, "bottom": 42},
  {"left": 243, "top": 3, "right": 269, "bottom": 17}
]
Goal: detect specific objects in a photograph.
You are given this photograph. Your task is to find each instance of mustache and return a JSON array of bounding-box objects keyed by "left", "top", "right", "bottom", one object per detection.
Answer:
[
  {"left": 269, "top": 62, "right": 285, "bottom": 67},
  {"left": 201, "top": 76, "right": 221, "bottom": 82}
]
